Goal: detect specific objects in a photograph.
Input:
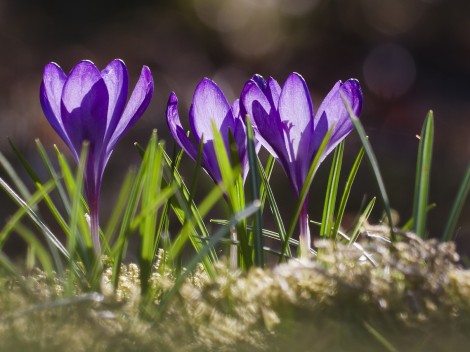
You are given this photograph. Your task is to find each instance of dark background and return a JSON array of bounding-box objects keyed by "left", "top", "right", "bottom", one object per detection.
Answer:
[{"left": 1, "top": 0, "right": 469, "bottom": 255}]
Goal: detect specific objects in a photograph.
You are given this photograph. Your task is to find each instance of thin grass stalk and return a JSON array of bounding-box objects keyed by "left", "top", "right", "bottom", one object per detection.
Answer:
[
  {"left": 246, "top": 116, "right": 263, "bottom": 267},
  {"left": 412, "top": 111, "right": 434, "bottom": 238},
  {"left": 442, "top": 161, "right": 470, "bottom": 241},
  {"left": 320, "top": 141, "right": 344, "bottom": 238},
  {"left": 332, "top": 147, "right": 364, "bottom": 241},
  {"left": 341, "top": 92, "right": 395, "bottom": 241}
]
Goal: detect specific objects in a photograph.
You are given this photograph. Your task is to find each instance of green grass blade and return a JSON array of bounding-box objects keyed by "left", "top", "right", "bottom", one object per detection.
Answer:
[
  {"left": 332, "top": 147, "right": 364, "bottom": 241},
  {"left": 103, "top": 169, "right": 136, "bottom": 245},
  {"left": 111, "top": 159, "right": 146, "bottom": 288},
  {"left": 161, "top": 146, "right": 218, "bottom": 276},
  {"left": 363, "top": 321, "right": 399, "bottom": 352},
  {"left": 280, "top": 127, "right": 333, "bottom": 260},
  {"left": 246, "top": 116, "right": 263, "bottom": 267},
  {"left": 0, "top": 151, "right": 33, "bottom": 202},
  {"left": 0, "top": 179, "right": 56, "bottom": 247},
  {"left": 320, "top": 141, "right": 344, "bottom": 238},
  {"left": 14, "top": 222, "right": 54, "bottom": 274},
  {"left": 341, "top": 92, "right": 395, "bottom": 240},
  {"left": 8, "top": 138, "right": 41, "bottom": 186},
  {"left": 0, "top": 177, "right": 68, "bottom": 273},
  {"left": 348, "top": 197, "right": 376, "bottom": 246},
  {"left": 211, "top": 123, "right": 251, "bottom": 268},
  {"left": 259, "top": 155, "right": 275, "bottom": 209},
  {"left": 412, "top": 111, "right": 434, "bottom": 238},
  {"left": 257, "top": 156, "right": 291, "bottom": 257},
  {"left": 139, "top": 131, "right": 164, "bottom": 295},
  {"left": 168, "top": 183, "right": 224, "bottom": 265},
  {"left": 401, "top": 203, "right": 436, "bottom": 232},
  {"left": 157, "top": 200, "right": 261, "bottom": 316},
  {"left": 442, "top": 162, "right": 470, "bottom": 241},
  {"left": 36, "top": 140, "right": 71, "bottom": 212}
]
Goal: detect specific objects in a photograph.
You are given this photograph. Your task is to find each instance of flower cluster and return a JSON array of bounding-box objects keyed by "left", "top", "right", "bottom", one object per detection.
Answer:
[{"left": 40, "top": 59, "right": 361, "bottom": 257}]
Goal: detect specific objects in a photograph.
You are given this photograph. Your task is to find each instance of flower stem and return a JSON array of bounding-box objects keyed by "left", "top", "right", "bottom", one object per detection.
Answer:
[
  {"left": 88, "top": 194, "right": 101, "bottom": 255},
  {"left": 299, "top": 202, "right": 311, "bottom": 258}
]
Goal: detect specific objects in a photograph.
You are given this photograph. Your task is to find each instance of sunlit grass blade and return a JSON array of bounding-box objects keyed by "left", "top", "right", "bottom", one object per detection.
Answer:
[
  {"left": 310, "top": 219, "right": 377, "bottom": 265},
  {"left": 0, "top": 151, "right": 33, "bottom": 203},
  {"left": 363, "top": 321, "right": 399, "bottom": 352},
  {"left": 111, "top": 160, "right": 146, "bottom": 288},
  {"left": 281, "top": 127, "right": 333, "bottom": 260},
  {"left": 442, "top": 161, "right": 470, "bottom": 241},
  {"left": 211, "top": 219, "right": 304, "bottom": 254},
  {"left": 257, "top": 155, "right": 291, "bottom": 257},
  {"left": 138, "top": 131, "right": 165, "bottom": 296},
  {"left": 168, "top": 183, "right": 224, "bottom": 264},
  {"left": 161, "top": 146, "right": 218, "bottom": 277},
  {"left": 0, "top": 177, "right": 68, "bottom": 274},
  {"left": 103, "top": 169, "right": 136, "bottom": 245},
  {"left": 64, "top": 142, "right": 97, "bottom": 289},
  {"left": 348, "top": 197, "right": 376, "bottom": 245},
  {"left": 211, "top": 123, "right": 251, "bottom": 269},
  {"left": 157, "top": 200, "right": 261, "bottom": 316},
  {"left": 341, "top": 92, "right": 395, "bottom": 240},
  {"left": 259, "top": 155, "right": 275, "bottom": 209},
  {"left": 246, "top": 116, "right": 263, "bottom": 267},
  {"left": 320, "top": 141, "right": 344, "bottom": 238},
  {"left": 36, "top": 140, "right": 71, "bottom": 212},
  {"left": 412, "top": 111, "right": 434, "bottom": 238},
  {"left": 56, "top": 146, "right": 93, "bottom": 258},
  {"left": 7, "top": 138, "right": 40, "bottom": 196},
  {"left": 187, "top": 139, "right": 204, "bottom": 208},
  {"left": 401, "top": 203, "right": 436, "bottom": 232},
  {"left": 55, "top": 145, "right": 89, "bottom": 215},
  {"left": 13, "top": 222, "right": 54, "bottom": 274},
  {"left": 332, "top": 147, "right": 364, "bottom": 241},
  {"left": 0, "top": 179, "right": 56, "bottom": 247}
]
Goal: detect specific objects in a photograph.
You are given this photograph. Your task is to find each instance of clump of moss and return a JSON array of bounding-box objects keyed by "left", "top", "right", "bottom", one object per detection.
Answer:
[{"left": 1, "top": 235, "right": 470, "bottom": 351}]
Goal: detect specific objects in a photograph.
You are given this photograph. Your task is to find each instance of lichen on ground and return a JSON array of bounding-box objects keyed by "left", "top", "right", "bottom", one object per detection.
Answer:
[{"left": 1, "top": 234, "right": 470, "bottom": 351}]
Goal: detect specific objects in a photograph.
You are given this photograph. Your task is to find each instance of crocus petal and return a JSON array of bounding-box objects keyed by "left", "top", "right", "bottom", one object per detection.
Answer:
[
  {"left": 107, "top": 65, "right": 154, "bottom": 154},
  {"left": 189, "top": 78, "right": 233, "bottom": 143},
  {"left": 166, "top": 92, "right": 198, "bottom": 161},
  {"left": 101, "top": 59, "right": 129, "bottom": 141},
  {"left": 314, "top": 79, "right": 363, "bottom": 157},
  {"left": 40, "top": 63, "right": 73, "bottom": 151},
  {"left": 278, "top": 73, "right": 314, "bottom": 160},
  {"left": 242, "top": 81, "right": 283, "bottom": 159},
  {"left": 265, "top": 77, "right": 282, "bottom": 109},
  {"left": 60, "top": 61, "right": 109, "bottom": 158}
]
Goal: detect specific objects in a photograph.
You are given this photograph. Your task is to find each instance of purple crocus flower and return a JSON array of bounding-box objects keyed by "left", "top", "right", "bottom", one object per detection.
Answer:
[
  {"left": 166, "top": 78, "right": 249, "bottom": 184},
  {"left": 40, "top": 59, "right": 154, "bottom": 253},
  {"left": 241, "top": 72, "right": 362, "bottom": 256}
]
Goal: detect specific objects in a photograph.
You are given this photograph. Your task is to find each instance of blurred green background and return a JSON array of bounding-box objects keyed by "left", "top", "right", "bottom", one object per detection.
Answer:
[{"left": 0, "top": 0, "right": 469, "bottom": 255}]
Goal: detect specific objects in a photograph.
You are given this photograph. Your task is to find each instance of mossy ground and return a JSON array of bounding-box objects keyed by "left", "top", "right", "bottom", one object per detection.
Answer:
[{"left": 1, "top": 234, "right": 470, "bottom": 351}]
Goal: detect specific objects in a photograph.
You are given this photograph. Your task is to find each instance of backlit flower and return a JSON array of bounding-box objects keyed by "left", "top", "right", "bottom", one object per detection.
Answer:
[
  {"left": 40, "top": 59, "right": 154, "bottom": 252},
  {"left": 242, "top": 72, "right": 362, "bottom": 256},
  {"left": 166, "top": 78, "right": 249, "bottom": 184}
]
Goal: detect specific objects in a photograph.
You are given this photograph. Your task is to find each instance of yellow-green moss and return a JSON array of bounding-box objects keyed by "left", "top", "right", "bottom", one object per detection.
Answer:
[{"left": 1, "top": 235, "right": 470, "bottom": 351}]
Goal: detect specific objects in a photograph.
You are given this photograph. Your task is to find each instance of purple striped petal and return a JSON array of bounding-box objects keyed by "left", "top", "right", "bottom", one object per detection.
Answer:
[
  {"left": 278, "top": 73, "right": 314, "bottom": 160},
  {"left": 166, "top": 92, "right": 198, "bottom": 161},
  {"left": 315, "top": 79, "right": 362, "bottom": 157},
  {"left": 101, "top": 59, "right": 129, "bottom": 142},
  {"left": 265, "top": 77, "right": 281, "bottom": 109},
  {"left": 189, "top": 78, "right": 233, "bottom": 143},
  {"left": 242, "top": 81, "right": 279, "bottom": 157},
  {"left": 60, "top": 61, "right": 108, "bottom": 159},
  {"left": 107, "top": 65, "right": 153, "bottom": 154},
  {"left": 40, "top": 63, "right": 74, "bottom": 154}
]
